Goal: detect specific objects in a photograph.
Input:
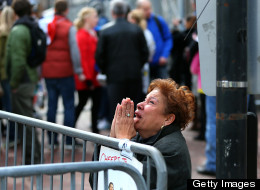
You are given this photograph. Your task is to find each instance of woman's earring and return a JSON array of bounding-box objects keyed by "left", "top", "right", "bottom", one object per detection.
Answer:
[{"left": 161, "top": 121, "right": 166, "bottom": 129}]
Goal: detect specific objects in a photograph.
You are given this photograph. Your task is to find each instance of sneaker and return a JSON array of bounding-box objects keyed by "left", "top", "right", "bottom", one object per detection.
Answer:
[{"left": 65, "top": 140, "right": 83, "bottom": 150}]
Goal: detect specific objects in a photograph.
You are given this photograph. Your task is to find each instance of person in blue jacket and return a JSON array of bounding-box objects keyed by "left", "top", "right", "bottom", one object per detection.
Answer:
[{"left": 137, "top": 0, "right": 173, "bottom": 80}]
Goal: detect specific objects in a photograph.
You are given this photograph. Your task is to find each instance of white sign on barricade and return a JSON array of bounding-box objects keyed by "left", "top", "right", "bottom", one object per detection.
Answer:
[{"left": 98, "top": 146, "right": 143, "bottom": 190}]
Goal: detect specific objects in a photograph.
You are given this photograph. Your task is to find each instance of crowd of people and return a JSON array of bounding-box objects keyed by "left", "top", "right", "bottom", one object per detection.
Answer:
[{"left": 0, "top": 0, "right": 220, "bottom": 188}]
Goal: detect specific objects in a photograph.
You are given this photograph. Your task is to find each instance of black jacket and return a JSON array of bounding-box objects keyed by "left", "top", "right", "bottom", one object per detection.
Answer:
[
  {"left": 134, "top": 124, "right": 191, "bottom": 190},
  {"left": 89, "top": 123, "right": 191, "bottom": 190},
  {"left": 95, "top": 18, "right": 149, "bottom": 83}
]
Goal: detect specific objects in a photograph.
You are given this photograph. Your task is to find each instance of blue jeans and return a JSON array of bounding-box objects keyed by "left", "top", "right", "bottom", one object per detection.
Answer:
[
  {"left": 205, "top": 95, "right": 216, "bottom": 172},
  {"left": 45, "top": 77, "right": 75, "bottom": 144}
]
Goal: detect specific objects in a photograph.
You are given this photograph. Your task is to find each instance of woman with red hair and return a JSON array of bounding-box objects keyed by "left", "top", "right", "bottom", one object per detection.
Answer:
[{"left": 110, "top": 78, "right": 195, "bottom": 190}]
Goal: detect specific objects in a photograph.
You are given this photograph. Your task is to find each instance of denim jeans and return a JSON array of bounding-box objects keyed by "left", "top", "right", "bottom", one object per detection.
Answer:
[
  {"left": 45, "top": 77, "right": 75, "bottom": 144},
  {"left": 205, "top": 95, "right": 216, "bottom": 172}
]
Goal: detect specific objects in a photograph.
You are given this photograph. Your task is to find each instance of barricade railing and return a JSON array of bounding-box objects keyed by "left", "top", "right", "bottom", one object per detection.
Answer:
[
  {"left": 0, "top": 111, "right": 167, "bottom": 190},
  {"left": 0, "top": 161, "right": 147, "bottom": 190}
]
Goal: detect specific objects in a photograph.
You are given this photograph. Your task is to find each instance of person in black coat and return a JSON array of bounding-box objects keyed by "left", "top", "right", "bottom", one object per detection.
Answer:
[
  {"left": 110, "top": 78, "right": 195, "bottom": 190},
  {"left": 95, "top": 0, "right": 149, "bottom": 123},
  {"left": 169, "top": 15, "right": 198, "bottom": 90}
]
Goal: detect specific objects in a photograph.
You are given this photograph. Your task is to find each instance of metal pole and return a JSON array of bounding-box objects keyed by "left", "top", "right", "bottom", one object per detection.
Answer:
[{"left": 216, "top": 0, "right": 247, "bottom": 179}]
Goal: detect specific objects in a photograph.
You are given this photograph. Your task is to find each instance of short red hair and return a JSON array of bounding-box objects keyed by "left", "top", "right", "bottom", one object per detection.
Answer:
[{"left": 148, "top": 78, "right": 195, "bottom": 130}]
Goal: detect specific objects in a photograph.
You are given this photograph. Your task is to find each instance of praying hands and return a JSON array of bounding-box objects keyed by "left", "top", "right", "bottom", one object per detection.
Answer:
[{"left": 110, "top": 98, "right": 137, "bottom": 139}]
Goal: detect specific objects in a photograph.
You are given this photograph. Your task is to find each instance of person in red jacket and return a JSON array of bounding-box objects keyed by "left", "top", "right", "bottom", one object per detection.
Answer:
[
  {"left": 42, "top": 0, "right": 84, "bottom": 149},
  {"left": 74, "top": 7, "right": 101, "bottom": 133}
]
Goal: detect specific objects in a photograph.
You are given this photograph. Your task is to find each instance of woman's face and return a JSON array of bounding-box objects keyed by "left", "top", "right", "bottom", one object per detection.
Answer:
[
  {"left": 86, "top": 11, "right": 98, "bottom": 29},
  {"left": 134, "top": 89, "right": 168, "bottom": 138}
]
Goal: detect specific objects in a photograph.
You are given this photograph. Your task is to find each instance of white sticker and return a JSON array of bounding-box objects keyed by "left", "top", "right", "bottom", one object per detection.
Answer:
[{"left": 118, "top": 139, "right": 133, "bottom": 160}]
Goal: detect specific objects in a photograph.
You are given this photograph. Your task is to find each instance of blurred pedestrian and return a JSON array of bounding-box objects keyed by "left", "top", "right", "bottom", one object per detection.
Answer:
[
  {"left": 136, "top": 0, "right": 172, "bottom": 80},
  {"left": 197, "top": 95, "right": 216, "bottom": 176},
  {"left": 93, "top": 1, "right": 109, "bottom": 35},
  {"left": 6, "top": 0, "right": 41, "bottom": 164},
  {"left": 182, "top": 15, "right": 198, "bottom": 90},
  {"left": 93, "top": 3, "right": 111, "bottom": 131},
  {"left": 168, "top": 18, "right": 185, "bottom": 86},
  {"left": 0, "top": 6, "right": 14, "bottom": 114},
  {"left": 169, "top": 15, "right": 197, "bottom": 90},
  {"left": 0, "top": 5, "right": 14, "bottom": 138},
  {"left": 95, "top": 0, "right": 149, "bottom": 123},
  {"left": 127, "top": 8, "right": 155, "bottom": 96},
  {"left": 42, "top": 0, "right": 84, "bottom": 148},
  {"left": 74, "top": 7, "right": 101, "bottom": 134},
  {"left": 29, "top": 0, "right": 43, "bottom": 20},
  {"left": 190, "top": 49, "right": 206, "bottom": 140}
]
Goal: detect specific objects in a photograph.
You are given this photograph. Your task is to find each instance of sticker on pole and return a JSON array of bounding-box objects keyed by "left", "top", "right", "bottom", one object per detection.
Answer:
[{"left": 118, "top": 139, "right": 133, "bottom": 160}]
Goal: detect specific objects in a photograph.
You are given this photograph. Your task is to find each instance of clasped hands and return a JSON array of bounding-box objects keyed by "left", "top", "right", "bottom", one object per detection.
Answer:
[{"left": 110, "top": 98, "right": 136, "bottom": 139}]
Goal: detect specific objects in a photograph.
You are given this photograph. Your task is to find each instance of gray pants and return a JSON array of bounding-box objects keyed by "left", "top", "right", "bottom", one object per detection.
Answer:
[{"left": 11, "top": 83, "right": 41, "bottom": 164}]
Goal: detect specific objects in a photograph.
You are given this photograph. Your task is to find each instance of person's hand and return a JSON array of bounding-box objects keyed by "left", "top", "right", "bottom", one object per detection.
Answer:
[
  {"left": 78, "top": 74, "right": 86, "bottom": 81},
  {"left": 159, "top": 57, "right": 168, "bottom": 66},
  {"left": 114, "top": 98, "right": 136, "bottom": 139},
  {"left": 110, "top": 103, "right": 119, "bottom": 138}
]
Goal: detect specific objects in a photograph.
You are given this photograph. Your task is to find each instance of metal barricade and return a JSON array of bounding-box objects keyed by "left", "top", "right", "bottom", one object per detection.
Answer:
[
  {"left": 0, "top": 161, "right": 147, "bottom": 190},
  {"left": 0, "top": 111, "right": 167, "bottom": 190}
]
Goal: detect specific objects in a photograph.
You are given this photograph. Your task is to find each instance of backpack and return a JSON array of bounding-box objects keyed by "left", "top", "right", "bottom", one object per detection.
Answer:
[
  {"left": 27, "top": 24, "right": 47, "bottom": 68},
  {"left": 13, "top": 16, "right": 47, "bottom": 68}
]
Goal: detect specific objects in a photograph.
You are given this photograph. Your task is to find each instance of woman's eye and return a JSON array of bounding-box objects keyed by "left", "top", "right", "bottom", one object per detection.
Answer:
[{"left": 149, "top": 101, "right": 154, "bottom": 104}]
